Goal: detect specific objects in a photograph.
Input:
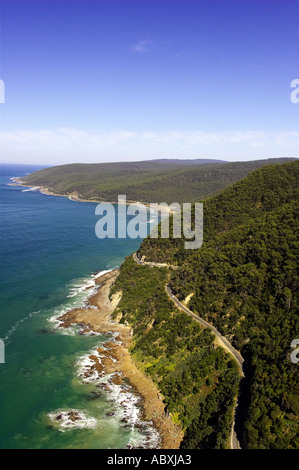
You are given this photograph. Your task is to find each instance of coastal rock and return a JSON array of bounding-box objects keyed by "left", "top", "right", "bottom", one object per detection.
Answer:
[
  {"left": 47, "top": 409, "right": 97, "bottom": 430},
  {"left": 110, "top": 374, "right": 123, "bottom": 385},
  {"left": 52, "top": 267, "right": 179, "bottom": 448}
]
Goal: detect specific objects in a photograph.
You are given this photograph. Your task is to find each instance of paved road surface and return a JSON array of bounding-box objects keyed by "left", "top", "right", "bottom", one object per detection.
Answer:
[
  {"left": 165, "top": 285, "right": 244, "bottom": 374},
  {"left": 133, "top": 251, "right": 178, "bottom": 269}
]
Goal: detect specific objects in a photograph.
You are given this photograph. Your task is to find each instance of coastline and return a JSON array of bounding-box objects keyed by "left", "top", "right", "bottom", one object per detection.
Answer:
[
  {"left": 11, "top": 175, "right": 181, "bottom": 446},
  {"left": 56, "top": 269, "right": 183, "bottom": 449},
  {"left": 10, "top": 178, "right": 173, "bottom": 214}
]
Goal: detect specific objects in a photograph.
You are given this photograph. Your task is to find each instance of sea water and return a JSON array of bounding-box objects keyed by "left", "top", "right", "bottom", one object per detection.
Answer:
[{"left": 0, "top": 164, "right": 159, "bottom": 449}]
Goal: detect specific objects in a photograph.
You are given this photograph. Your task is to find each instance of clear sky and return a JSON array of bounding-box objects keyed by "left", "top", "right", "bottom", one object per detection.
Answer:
[{"left": 0, "top": 0, "right": 298, "bottom": 165}]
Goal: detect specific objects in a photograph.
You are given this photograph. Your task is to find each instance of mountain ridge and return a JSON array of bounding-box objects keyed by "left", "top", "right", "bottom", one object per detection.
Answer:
[{"left": 21, "top": 157, "right": 296, "bottom": 204}]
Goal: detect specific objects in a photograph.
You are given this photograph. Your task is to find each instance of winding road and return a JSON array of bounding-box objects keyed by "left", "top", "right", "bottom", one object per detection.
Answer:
[{"left": 133, "top": 251, "right": 244, "bottom": 449}]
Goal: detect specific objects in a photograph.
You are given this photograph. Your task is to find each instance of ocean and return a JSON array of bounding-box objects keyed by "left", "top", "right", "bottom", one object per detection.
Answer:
[{"left": 0, "top": 163, "right": 159, "bottom": 449}]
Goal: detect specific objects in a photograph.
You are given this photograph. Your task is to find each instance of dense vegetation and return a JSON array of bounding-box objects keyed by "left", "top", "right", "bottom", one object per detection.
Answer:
[
  {"left": 140, "top": 160, "right": 299, "bottom": 263},
  {"left": 138, "top": 160, "right": 299, "bottom": 448},
  {"left": 22, "top": 157, "right": 295, "bottom": 204},
  {"left": 110, "top": 257, "right": 240, "bottom": 448}
]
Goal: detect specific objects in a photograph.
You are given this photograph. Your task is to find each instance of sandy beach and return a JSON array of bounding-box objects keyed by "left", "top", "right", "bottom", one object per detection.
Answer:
[{"left": 57, "top": 269, "right": 183, "bottom": 449}]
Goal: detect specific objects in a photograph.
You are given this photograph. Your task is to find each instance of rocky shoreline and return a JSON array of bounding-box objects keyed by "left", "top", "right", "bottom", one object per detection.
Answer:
[{"left": 56, "top": 269, "right": 183, "bottom": 449}]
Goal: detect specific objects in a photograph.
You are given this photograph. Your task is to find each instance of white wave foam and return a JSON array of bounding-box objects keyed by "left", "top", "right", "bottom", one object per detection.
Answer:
[
  {"left": 48, "top": 270, "right": 113, "bottom": 334},
  {"left": 21, "top": 187, "right": 40, "bottom": 192},
  {"left": 66, "top": 280, "right": 96, "bottom": 298},
  {"left": 93, "top": 269, "right": 112, "bottom": 280},
  {"left": 104, "top": 377, "right": 160, "bottom": 449},
  {"left": 48, "top": 305, "right": 76, "bottom": 333},
  {"left": 48, "top": 308, "right": 102, "bottom": 336},
  {"left": 47, "top": 409, "right": 98, "bottom": 432},
  {"left": 75, "top": 345, "right": 161, "bottom": 449},
  {"left": 75, "top": 347, "right": 103, "bottom": 383},
  {"left": 66, "top": 269, "right": 112, "bottom": 298},
  {"left": 3, "top": 310, "right": 41, "bottom": 342}
]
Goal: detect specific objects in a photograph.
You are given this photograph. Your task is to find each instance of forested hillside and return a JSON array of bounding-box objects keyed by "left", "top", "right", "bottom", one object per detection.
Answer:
[
  {"left": 21, "top": 157, "right": 295, "bottom": 204},
  {"left": 140, "top": 160, "right": 299, "bottom": 264},
  {"left": 110, "top": 257, "right": 241, "bottom": 449},
  {"left": 138, "top": 160, "right": 299, "bottom": 448}
]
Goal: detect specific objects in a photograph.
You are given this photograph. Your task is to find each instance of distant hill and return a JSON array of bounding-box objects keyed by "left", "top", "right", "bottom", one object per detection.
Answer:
[
  {"left": 21, "top": 157, "right": 296, "bottom": 204},
  {"left": 146, "top": 158, "right": 227, "bottom": 165}
]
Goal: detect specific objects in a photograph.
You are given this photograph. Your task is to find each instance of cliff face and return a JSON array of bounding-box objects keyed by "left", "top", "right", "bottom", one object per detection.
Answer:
[{"left": 114, "top": 160, "right": 299, "bottom": 449}]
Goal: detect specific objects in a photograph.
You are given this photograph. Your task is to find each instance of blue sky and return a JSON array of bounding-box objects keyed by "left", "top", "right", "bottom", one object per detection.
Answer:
[{"left": 1, "top": 0, "right": 298, "bottom": 164}]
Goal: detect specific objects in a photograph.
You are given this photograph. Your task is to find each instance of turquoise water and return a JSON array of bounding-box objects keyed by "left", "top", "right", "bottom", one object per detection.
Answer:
[{"left": 0, "top": 164, "right": 158, "bottom": 449}]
